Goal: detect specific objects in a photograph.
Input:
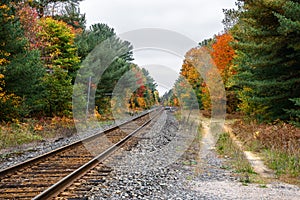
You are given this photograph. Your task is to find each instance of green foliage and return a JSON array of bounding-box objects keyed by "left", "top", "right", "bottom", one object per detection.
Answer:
[
  {"left": 75, "top": 23, "right": 116, "bottom": 60},
  {"left": 0, "top": 1, "right": 46, "bottom": 119},
  {"left": 0, "top": 75, "right": 22, "bottom": 121},
  {"left": 40, "top": 67, "right": 73, "bottom": 117},
  {"left": 285, "top": 98, "right": 300, "bottom": 126},
  {"left": 230, "top": 0, "right": 300, "bottom": 121},
  {"left": 0, "top": 2, "right": 158, "bottom": 123},
  {"left": 4, "top": 50, "right": 45, "bottom": 117},
  {"left": 0, "top": 2, "right": 26, "bottom": 66}
]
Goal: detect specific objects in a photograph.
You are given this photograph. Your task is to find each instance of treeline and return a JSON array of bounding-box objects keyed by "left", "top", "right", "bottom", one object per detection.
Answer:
[
  {"left": 0, "top": 0, "right": 159, "bottom": 122},
  {"left": 165, "top": 0, "right": 300, "bottom": 125}
]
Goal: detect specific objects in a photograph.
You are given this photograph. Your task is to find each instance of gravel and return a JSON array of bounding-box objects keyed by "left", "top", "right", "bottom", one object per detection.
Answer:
[{"left": 87, "top": 111, "right": 300, "bottom": 200}]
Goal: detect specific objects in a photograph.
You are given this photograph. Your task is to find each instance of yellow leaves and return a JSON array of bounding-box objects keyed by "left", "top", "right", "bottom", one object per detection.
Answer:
[
  {"left": 253, "top": 131, "right": 260, "bottom": 139},
  {"left": 0, "top": 4, "right": 9, "bottom": 11},
  {"left": 51, "top": 116, "right": 74, "bottom": 128},
  {"left": 137, "top": 97, "right": 146, "bottom": 108},
  {"left": 0, "top": 3, "right": 14, "bottom": 21},
  {"left": 94, "top": 107, "right": 102, "bottom": 120},
  {"left": 34, "top": 124, "right": 43, "bottom": 131}
]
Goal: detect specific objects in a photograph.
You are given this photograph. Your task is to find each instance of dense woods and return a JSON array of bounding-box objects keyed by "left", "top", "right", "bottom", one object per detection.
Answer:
[
  {"left": 165, "top": 0, "right": 300, "bottom": 126},
  {"left": 0, "top": 0, "right": 159, "bottom": 122}
]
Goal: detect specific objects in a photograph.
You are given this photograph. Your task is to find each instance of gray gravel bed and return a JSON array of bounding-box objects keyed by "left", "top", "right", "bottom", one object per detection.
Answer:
[{"left": 87, "top": 111, "right": 299, "bottom": 199}]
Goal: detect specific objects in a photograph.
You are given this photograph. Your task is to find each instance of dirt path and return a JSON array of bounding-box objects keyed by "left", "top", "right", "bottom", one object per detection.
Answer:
[{"left": 190, "top": 118, "right": 300, "bottom": 200}]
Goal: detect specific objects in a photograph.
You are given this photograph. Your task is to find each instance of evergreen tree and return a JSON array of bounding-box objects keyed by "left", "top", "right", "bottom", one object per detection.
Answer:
[
  {"left": 4, "top": 50, "right": 45, "bottom": 116},
  {"left": 231, "top": 0, "right": 300, "bottom": 121},
  {"left": 40, "top": 66, "right": 73, "bottom": 116},
  {"left": 75, "top": 23, "right": 115, "bottom": 60},
  {"left": 0, "top": 1, "right": 45, "bottom": 118},
  {"left": 32, "top": 0, "right": 83, "bottom": 17},
  {"left": 53, "top": 2, "right": 86, "bottom": 31}
]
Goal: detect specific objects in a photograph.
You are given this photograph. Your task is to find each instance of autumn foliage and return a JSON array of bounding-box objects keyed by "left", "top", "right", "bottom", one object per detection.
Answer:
[
  {"left": 173, "top": 33, "right": 237, "bottom": 113},
  {"left": 210, "top": 33, "right": 236, "bottom": 83}
]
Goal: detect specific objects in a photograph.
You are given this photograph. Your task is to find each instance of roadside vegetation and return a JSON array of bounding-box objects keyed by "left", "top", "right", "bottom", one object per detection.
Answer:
[
  {"left": 231, "top": 120, "right": 300, "bottom": 186},
  {"left": 0, "top": 117, "right": 75, "bottom": 150},
  {"left": 216, "top": 132, "right": 264, "bottom": 185}
]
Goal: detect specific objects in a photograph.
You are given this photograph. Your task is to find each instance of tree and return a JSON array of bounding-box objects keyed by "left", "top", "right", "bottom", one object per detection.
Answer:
[
  {"left": 0, "top": 1, "right": 46, "bottom": 118},
  {"left": 54, "top": 2, "right": 86, "bottom": 32},
  {"left": 40, "top": 66, "right": 73, "bottom": 116},
  {"left": 32, "top": 0, "right": 82, "bottom": 17},
  {"left": 286, "top": 98, "right": 300, "bottom": 127},
  {"left": 0, "top": 73, "right": 22, "bottom": 121},
  {"left": 75, "top": 28, "right": 135, "bottom": 119},
  {"left": 180, "top": 47, "right": 204, "bottom": 109},
  {"left": 231, "top": 0, "right": 300, "bottom": 121},
  {"left": 210, "top": 33, "right": 238, "bottom": 113},
  {"left": 15, "top": 2, "right": 44, "bottom": 50},
  {"left": 0, "top": 1, "right": 23, "bottom": 67},
  {"left": 211, "top": 33, "right": 236, "bottom": 84},
  {"left": 75, "top": 23, "right": 116, "bottom": 60},
  {"left": 4, "top": 50, "right": 45, "bottom": 116},
  {"left": 173, "top": 75, "right": 198, "bottom": 109},
  {"left": 38, "top": 17, "right": 80, "bottom": 81}
]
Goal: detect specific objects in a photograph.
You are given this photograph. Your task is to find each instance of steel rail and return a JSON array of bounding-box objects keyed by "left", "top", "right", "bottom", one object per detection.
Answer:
[
  {"left": 0, "top": 107, "right": 160, "bottom": 178},
  {"left": 33, "top": 108, "right": 163, "bottom": 199}
]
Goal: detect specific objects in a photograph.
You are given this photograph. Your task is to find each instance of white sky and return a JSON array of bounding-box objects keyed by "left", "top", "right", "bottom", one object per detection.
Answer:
[{"left": 79, "top": 0, "right": 237, "bottom": 95}]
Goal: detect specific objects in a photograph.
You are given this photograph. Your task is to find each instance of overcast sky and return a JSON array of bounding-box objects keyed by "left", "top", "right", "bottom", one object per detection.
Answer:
[{"left": 80, "top": 0, "right": 237, "bottom": 95}]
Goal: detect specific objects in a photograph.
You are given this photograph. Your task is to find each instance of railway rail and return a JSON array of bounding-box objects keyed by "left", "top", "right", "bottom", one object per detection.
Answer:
[{"left": 0, "top": 107, "right": 163, "bottom": 199}]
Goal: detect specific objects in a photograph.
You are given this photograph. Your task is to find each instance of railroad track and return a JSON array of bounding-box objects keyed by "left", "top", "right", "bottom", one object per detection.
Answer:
[{"left": 0, "top": 107, "right": 163, "bottom": 199}]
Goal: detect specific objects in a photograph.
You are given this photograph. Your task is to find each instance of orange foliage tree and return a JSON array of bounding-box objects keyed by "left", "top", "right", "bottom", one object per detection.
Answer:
[
  {"left": 210, "top": 33, "right": 236, "bottom": 84},
  {"left": 210, "top": 33, "right": 238, "bottom": 113}
]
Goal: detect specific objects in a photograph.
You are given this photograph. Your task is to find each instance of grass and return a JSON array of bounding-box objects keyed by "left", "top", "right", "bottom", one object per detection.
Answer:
[
  {"left": 262, "top": 149, "right": 299, "bottom": 184},
  {"left": 0, "top": 117, "right": 76, "bottom": 151},
  {"left": 0, "top": 120, "right": 42, "bottom": 149},
  {"left": 232, "top": 120, "right": 300, "bottom": 186},
  {"left": 216, "top": 132, "right": 264, "bottom": 184}
]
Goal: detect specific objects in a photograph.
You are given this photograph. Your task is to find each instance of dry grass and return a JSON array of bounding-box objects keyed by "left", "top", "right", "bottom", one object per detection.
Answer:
[
  {"left": 231, "top": 120, "right": 300, "bottom": 185},
  {"left": 0, "top": 117, "right": 76, "bottom": 150}
]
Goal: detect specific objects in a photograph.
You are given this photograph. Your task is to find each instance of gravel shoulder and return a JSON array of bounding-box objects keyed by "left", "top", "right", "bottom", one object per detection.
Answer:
[{"left": 88, "top": 111, "right": 300, "bottom": 199}]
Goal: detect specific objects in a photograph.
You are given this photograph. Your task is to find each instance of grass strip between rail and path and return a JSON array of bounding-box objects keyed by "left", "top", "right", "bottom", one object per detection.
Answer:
[{"left": 216, "top": 132, "right": 267, "bottom": 186}]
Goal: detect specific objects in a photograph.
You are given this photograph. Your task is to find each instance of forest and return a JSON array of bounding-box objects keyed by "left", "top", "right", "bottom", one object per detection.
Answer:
[
  {"left": 0, "top": 0, "right": 159, "bottom": 147},
  {"left": 164, "top": 0, "right": 300, "bottom": 126}
]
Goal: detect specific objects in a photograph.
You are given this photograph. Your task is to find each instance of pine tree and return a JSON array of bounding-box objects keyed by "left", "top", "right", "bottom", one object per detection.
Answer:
[
  {"left": 32, "top": 0, "right": 83, "bottom": 18},
  {"left": 75, "top": 23, "right": 116, "bottom": 60},
  {"left": 231, "top": 0, "right": 300, "bottom": 121}
]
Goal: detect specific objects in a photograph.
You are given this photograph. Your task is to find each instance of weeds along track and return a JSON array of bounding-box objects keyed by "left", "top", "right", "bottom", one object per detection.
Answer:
[{"left": 0, "top": 108, "right": 163, "bottom": 199}]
